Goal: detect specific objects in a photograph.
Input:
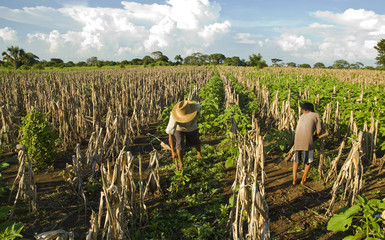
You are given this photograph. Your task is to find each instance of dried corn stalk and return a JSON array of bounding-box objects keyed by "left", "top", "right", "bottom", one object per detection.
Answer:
[
  {"left": 9, "top": 144, "right": 37, "bottom": 219},
  {"left": 143, "top": 150, "right": 163, "bottom": 198},
  {"left": 35, "top": 230, "right": 74, "bottom": 240},
  {"left": 326, "top": 136, "right": 363, "bottom": 216},
  {"left": 88, "top": 150, "right": 149, "bottom": 239},
  {"left": 228, "top": 131, "right": 270, "bottom": 240},
  {"left": 325, "top": 138, "right": 346, "bottom": 183}
]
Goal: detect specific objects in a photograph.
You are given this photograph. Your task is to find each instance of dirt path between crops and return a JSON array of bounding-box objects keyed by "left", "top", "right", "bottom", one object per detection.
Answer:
[{"left": 264, "top": 151, "right": 385, "bottom": 240}]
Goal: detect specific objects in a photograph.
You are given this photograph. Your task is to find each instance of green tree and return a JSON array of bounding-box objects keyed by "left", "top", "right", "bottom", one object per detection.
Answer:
[
  {"left": 349, "top": 62, "right": 364, "bottom": 69},
  {"left": 298, "top": 63, "right": 311, "bottom": 68},
  {"left": 224, "top": 56, "right": 245, "bottom": 66},
  {"left": 184, "top": 52, "right": 205, "bottom": 65},
  {"left": 86, "top": 56, "right": 98, "bottom": 66},
  {"left": 174, "top": 55, "right": 183, "bottom": 64},
  {"left": 151, "top": 51, "right": 169, "bottom": 63},
  {"left": 130, "top": 58, "right": 143, "bottom": 65},
  {"left": 48, "top": 58, "right": 64, "bottom": 67},
  {"left": 65, "top": 61, "right": 75, "bottom": 67},
  {"left": 374, "top": 38, "right": 385, "bottom": 67},
  {"left": 2, "top": 46, "right": 39, "bottom": 69},
  {"left": 142, "top": 55, "right": 154, "bottom": 65},
  {"left": 247, "top": 53, "right": 268, "bottom": 68},
  {"left": 76, "top": 61, "right": 87, "bottom": 67},
  {"left": 271, "top": 58, "right": 283, "bottom": 67},
  {"left": 333, "top": 59, "right": 350, "bottom": 69},
  {"left": 24, "top": 52, "right": 39, "bottom": 66},
  {"left": 313, "top": 62, "right": 326, "bottom": 68},
  {"left": 286, "top": 62, "right": 296, "bottom": 67},
  {"left": 208, "top": 53, "right": 225, "bottom": 65}
]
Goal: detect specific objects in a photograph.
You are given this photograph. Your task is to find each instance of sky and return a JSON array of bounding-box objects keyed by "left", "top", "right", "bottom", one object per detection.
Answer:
[{"left": 0, "top": 0, "right": 384, "bottom": 66}]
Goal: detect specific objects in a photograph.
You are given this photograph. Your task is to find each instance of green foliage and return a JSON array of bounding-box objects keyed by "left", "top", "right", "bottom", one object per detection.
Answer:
[
  {"left": 198, "top": 72, "right": 225, "bottom": 135},
  {"left": 20, "top": 108, "right": 57, "bottom": 170},
  {"left": 157, "top": 102, "right": 176, "bottom": 133},
  {"left": 248, "top": 53, "right": 268, "bottom": 69},
  {"left": 327, "top": 195, "right": 385, "bottom": 239},
  {"left": 143, "top": 144, "right": 230, "bottom": 239},
  {"left": 254, "top": 70, "right": 385, "bottom": 153},
  {"left": 265, "top": 129, "right": 293, "bottom": 154},
  {"left": 0, "top": 206, "right": 24, "bottom": 240},
  {"left": 167, "top": 170, "right": 190, "bottom": 194},
  {"left": 218, "top": 105, "right": 251, "bottom": 135},
  {"left": 374, "top": 38, "right": 385, "bottom": 67}
]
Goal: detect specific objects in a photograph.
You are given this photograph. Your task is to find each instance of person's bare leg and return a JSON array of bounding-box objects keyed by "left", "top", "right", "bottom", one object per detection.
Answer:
[
  {"left": 292, "top": 161, "right": 299, "bottom": 185},
  {"left": 195, "top": 145, "right": 202, "bottom": 159},
  {"left": 301, "top": 163, "right": 311, "bottom": 184},
  {"left": 176, "top": 150, "right": 184, "bottom": 170},
  {"left": 169, "top": 135, "right": 178, "bottom": 170}
]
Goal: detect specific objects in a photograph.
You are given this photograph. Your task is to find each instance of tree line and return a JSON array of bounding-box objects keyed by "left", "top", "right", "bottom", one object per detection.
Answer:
[{"left": 1, "top": 38, "right": 385, "bottom": 70}]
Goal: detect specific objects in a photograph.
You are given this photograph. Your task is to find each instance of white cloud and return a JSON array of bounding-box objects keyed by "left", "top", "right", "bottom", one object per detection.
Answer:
[
  {"left": 303, "top": 8, "right": 384, "bottom": 63},
  {"left": 198, "top": 21, "right": 231, "bottom": 46},
  {"left": 235, "top": 33, "right": 257, "bottom": 44},
  {"left": 308, "top": 23, "right": 334, "bottom": 29},
  {"left": 315, "top": 8, "right": 385, "bottom": 34},
  {"left": 144, "top": 16, "right": 176, "bottom": 51},
  {"left": 265, "top": 8, "right": 384, "bottom": 65},
  {"left": 277, "top": 33, "right": 312, "bottom": 51},
  {"left": 0, "top": 0, "right": 231, "bottom": 61},
  {"left": 0, "top": 27, "right": 17, "bottom": 41}
]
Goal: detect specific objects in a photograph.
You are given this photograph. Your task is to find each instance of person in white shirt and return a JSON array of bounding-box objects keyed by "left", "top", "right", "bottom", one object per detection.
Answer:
[{"left": 166, "top": 100, "right": 203, "bottom": 171}]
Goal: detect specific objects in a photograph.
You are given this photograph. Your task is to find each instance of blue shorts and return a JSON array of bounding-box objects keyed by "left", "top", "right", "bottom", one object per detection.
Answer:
[{"left": 295, "top": 150, "right": 314, "bottom": 165}]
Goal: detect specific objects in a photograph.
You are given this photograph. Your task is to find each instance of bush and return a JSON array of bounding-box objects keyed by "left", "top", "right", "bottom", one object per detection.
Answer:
[
  {"left": 18, "top": 65, "right": 30, "bottom": 71},
  {"left": 20, "top": 108, "right": 57, "bottom": 170},
  {"left": 32, "top": 63, "right": 45, "bottom": 70}
]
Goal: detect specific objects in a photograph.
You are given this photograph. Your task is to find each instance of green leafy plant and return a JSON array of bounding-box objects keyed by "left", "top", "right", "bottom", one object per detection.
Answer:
[
  {"left": 198, "top": 72, "right": 225, "bottom": 135},
  {"left": 20, "top": 108, "right": 57, "bottom": 170},
  {"left": 0, "top": 206, "right": 24, "bottom": 240},
  {"left": 157, "top": 102, "right": 176, "bottom": 133},
  {"left": 167, "top": 170, "right": 190, "bottom": 193},
  {"left": 327, "top": 195, "right": 385, "bottom": 239},
  {"left": 264, "top": 129, "right": 293, "bottom": 155}
]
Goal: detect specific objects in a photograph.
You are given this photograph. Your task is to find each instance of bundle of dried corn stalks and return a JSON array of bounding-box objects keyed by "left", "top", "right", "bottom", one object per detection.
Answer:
[
  {"left": 326, "top": 136, "right": 363, "bottom": 216},
  {"left": 143, "top": 150, "right": 163, "bottom": 198},
  {"left": 228, "top": 131, "right": 270, "bottom": 240},
  {"left": 86, "top": 148, "right": 162, "bottom": 239},
  {"left": 8, "top": 144, "right": 37, "bottom": 219}
]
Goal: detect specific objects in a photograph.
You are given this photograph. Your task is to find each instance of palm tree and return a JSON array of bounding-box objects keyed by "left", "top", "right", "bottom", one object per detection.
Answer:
[
  {"left": 1, "top": 46, "right": 38, "bottom": 69},
  {"left": 24, "top": 52, "right": 39, "bottom": 66}
]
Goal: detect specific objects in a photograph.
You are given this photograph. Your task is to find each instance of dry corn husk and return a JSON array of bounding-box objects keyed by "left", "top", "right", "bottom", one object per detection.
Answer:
[{"left": 35, "top": 230, "right": 74, "bottom": 240}]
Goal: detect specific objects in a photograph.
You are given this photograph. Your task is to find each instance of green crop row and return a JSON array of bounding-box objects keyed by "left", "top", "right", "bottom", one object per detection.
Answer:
[{"left": 249, "top": 70, "right": 385, "bottom": 151}]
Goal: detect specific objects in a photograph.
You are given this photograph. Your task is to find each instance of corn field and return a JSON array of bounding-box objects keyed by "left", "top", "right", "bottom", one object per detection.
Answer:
[{"left": 1, "top": 66, "right": 385, "bottom": 239}]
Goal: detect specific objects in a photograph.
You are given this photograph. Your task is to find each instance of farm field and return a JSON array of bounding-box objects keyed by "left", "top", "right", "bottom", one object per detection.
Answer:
[{"left": 1, "top": 66, "right": 385, "bottom": 239}]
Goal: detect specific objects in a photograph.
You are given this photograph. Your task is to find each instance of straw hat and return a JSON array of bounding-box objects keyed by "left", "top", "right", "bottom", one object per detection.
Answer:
[{"left": 172, "top": 100, "right": 198, "bottom": 123}]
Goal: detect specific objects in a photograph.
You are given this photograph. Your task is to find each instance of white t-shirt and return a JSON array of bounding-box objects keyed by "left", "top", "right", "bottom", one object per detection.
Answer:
[{"left": 165, "top": 103, "right": 200, "bottom": 135}]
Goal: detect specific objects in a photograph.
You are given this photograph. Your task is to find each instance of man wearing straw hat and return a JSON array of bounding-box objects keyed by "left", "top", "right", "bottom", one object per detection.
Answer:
[{"left": 166, "top": 100, "right": 203, "bottom": 171}]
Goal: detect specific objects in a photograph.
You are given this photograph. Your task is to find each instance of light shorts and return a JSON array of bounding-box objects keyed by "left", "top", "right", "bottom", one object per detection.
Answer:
[{"left": 295, "top": 150, "right": 314, "bottom": 165}]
